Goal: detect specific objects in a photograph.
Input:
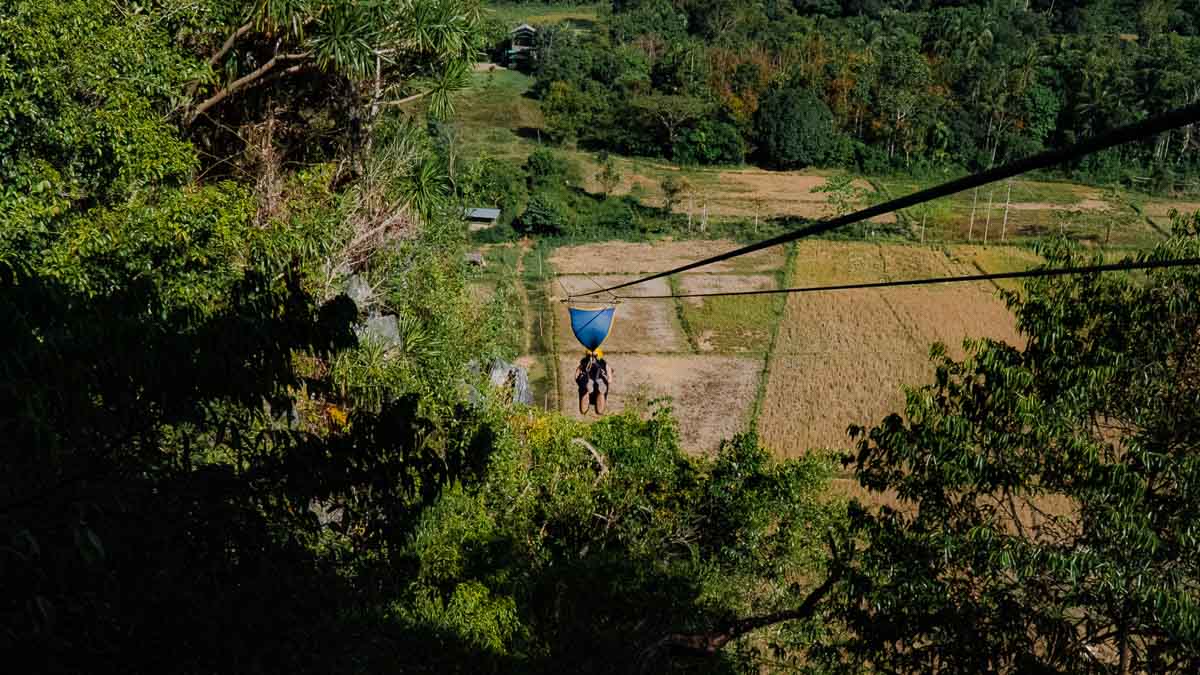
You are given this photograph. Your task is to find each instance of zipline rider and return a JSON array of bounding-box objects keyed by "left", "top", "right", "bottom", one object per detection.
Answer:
[
  {"left": 566, "top": 303, "right": 617, "bottom": 415},
  {"left": 575, "top": 349, "right": 613, "bottom": 415}
]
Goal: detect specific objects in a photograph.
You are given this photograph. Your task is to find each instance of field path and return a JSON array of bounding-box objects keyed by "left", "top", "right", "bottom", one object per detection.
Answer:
[
  {"left": 514, "top": 239, "right": 533, "bottom": 354},
  {"left": 558, "top": 354, "right": 761, "bottom": 451}
]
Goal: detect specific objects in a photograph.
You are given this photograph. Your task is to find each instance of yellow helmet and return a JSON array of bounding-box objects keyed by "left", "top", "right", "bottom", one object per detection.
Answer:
[{"left": 594, "top": 348, "right": 604, "bottom": 359}]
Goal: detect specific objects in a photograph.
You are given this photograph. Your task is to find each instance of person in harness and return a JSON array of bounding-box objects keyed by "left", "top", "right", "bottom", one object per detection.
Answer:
[{"left": 575, "top": 349, "right": 613, "bottom": 415}]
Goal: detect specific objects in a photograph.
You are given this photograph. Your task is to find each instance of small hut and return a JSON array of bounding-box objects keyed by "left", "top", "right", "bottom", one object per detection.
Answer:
[
  {"left": 464, "top": 207, "right": 501, "bottom": 231},
  {"left": 506, "top": 24, "right": 537, "bottom": 69}
]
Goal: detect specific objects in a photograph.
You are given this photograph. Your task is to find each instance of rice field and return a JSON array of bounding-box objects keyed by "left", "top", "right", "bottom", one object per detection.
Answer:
[
  {"left": 557, "top": 353, "right": 762, "bottom": 451},
  {"left": 758, "top": 241, "right": 1024, "bottom": 457},
  {"left": 547, "top": 239, "right": 785, "bottom": 275},
  {"left": 543, "top": 241, "right": 783, "bottom": 452},
  {"left": 502, "top": 238, "right": 1155, "bottom": 456},
  {"left": 554, "top": 275, "right": 686, "bottom": 353},
  {"left": 676, "top": 274, "right": 778, "bottom": 353}
]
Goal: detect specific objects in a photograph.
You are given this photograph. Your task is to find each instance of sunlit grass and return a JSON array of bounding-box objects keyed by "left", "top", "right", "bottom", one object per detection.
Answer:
[
  {"left": 678, "top": 294, "right": 777, "bottom": 354},
  {"left": 488, "top": 3, "right": 603, "bottom": 28}
]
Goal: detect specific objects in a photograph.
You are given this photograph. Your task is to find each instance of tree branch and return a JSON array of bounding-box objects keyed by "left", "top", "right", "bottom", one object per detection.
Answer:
[
  {"left": 185, "top": 21, "right": 256, "bottom": 98},
  {"left": 188, "top": 49, "right": 310, "bottom": 124},
  {"left": 645, "top": 532, "right": 847, "bottom": 658},
  {"left": 380, "top": 91, "right": 430, "bottom": 107},
  {"left": 572, "top": 437, "right": 608, "bottom": 482},
  {"left": 210, "top": 20, "right": 255, "bottom": 68}
]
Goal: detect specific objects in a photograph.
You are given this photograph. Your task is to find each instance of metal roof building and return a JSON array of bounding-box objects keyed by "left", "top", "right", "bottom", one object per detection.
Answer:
[
  {"left": 464, "top": 207, "right": 501, "bottom": 231},
  {"left": 465, "top": 207, "right": 501, "bottom": 220}
]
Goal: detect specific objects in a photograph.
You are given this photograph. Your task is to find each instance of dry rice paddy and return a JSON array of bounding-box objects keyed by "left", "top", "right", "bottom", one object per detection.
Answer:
[
  {"left": 554, "top": 276, "right": 686, "bottom": 353},
  {"left": 949, "top": 244, "right": 1045, "bottom": 294},
  {"left": 759, "top": 241, "right": 1024, "bottom": 457},
  {"left": 558, "top": 353, "right": 762, "bottom": 452},
  {"left": 536, "top": 240, "right": 1050, "bottom": 456},
  {"left": 548, "top": 241, "right": 785, "bottom": 453},
  {"left": 548, "top": 239, "right": 784, "bottom": 275}
]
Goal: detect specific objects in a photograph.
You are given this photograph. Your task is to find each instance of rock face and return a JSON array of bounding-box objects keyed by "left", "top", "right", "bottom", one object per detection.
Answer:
[
  {"left": 345, "top": 274, "right": 373, "bottom": 310},
  {"left": 359, "top": 314, "right": 402, "bottom": 350},
  {"left": 309, "top": 499, "right": 345, "bottom": 529},
  {"left": 489, "top": 359, "right": 533, "bottom": 405},
  {"left": 467, "top": 358, "right": 533, "bottom": 406}
]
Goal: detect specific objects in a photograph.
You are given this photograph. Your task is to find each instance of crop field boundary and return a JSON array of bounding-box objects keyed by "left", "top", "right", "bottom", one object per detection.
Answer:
[
  {"left": 668, "top": 275, "right": 702, "bottom": 354},
  {"left": 749, "top": 241, "right": 799, "bottom": 431},
  {"left": 522, "top": 242, "right": 561, "bottom": 410},
  {"left": 1127, "top": 200, "right": 1171, "bottom": 238}
]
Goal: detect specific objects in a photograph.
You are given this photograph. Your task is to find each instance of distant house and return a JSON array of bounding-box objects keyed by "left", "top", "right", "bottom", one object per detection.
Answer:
[
  {"left": 464, "top": 207, "right": 501, "bottom": 231},
  {"left": 506, "top": 24, "right": 537, "bottom": 69},
  {"left": 464, "top": 251, "right": 486, "bottom": 267}
]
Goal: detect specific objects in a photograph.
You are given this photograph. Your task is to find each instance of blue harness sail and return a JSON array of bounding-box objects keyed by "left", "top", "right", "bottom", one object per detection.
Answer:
[{"left": 568, "top": 306, "right": 615, "bottom": 351}]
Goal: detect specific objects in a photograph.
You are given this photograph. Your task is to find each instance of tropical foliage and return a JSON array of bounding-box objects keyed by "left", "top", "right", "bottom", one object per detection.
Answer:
[
  {"left": 528, "top": 0, "right": 1200, "bottom": 188},
  {"left": 5, "top": 1, "right": 1200, "bottom": 673},
  {"left": 831, "top": 223, "right": 1200, "bottom": 673}
]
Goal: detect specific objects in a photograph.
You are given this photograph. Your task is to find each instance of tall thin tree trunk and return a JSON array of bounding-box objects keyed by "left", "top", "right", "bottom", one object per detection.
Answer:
[
  {"left": 969, "top": 187, "right": 979, "bottom": 240},
  {"left": 984, "top": 186, "right": 995, "bottom": 243},
  {"left": 921, "top": 210, "right": 927, "bottom": 243},
  {"left": 1001, "top": 178, "right": 1012, "bottom": 241}
]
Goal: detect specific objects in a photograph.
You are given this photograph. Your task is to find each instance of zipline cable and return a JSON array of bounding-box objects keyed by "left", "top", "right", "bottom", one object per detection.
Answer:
[
  {"left": 605, "top": 257, "right": 1200, "bottom": 300},
  {"left": 568, "top": 102, "right": 1200, "bottom": 300}
]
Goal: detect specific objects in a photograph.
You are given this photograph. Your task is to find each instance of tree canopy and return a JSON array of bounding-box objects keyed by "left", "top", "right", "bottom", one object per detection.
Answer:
[
  {"left": 5, "top": 1, "right": 1200, "bottom": 673},
  {"left": 755, "top": 84, "right": 839, "bottom": 168},
  {"left": 830, "top": 224, "right": 1200, "bottom": 673},
  {"left": 522, "top": 0, "right": 1200, "bottom": 185}
]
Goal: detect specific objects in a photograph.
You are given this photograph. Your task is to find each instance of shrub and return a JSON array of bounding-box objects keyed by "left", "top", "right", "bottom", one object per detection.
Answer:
[
  {"left": 754, "top": 84, "right": 838, "bottom": 169},
  {"left": 594, "top": 198, "right": 637, "bottom": 232},
  {"left": 519, "top": 189, "right": 574, "bottom": 235},
  {"left": 672, "top": 119, "right": 746, "bottom": 165},
  {"left": 523, "top": 148, "right": 580, "bottom": 191}
]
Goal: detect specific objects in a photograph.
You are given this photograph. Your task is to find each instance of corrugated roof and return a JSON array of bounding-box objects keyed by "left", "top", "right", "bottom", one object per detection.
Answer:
[
  {"left": 511, "top": 23, "right": 536, "bottom": 34},
  {"left": 465, "top": 207, "right": 501, "bottom": 219}
]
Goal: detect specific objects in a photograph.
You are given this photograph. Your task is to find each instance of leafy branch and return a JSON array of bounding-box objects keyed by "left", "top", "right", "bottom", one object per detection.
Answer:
[{"left": 644, "top": 531, "right": 850, "bottom": 659}]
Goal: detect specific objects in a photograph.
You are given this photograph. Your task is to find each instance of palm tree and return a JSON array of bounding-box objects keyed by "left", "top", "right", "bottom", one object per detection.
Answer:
[{"left": 403, "top": 159, "right": 451, "bottom": 222}]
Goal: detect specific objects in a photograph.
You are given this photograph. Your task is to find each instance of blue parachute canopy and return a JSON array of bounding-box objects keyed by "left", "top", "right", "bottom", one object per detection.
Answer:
[{"left": 568, "top": 306, "right": 615, "bottom": 351}]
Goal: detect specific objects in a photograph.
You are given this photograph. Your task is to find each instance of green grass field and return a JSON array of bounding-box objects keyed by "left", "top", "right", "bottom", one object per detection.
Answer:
[
  {"left": 489, "top": 2, "right": 603, "bottom": 28},
  {"left": 452, "top": 68, "right": 542, "bottom": 159},
  {"left": 878, "top": 175, "right": 1087, "bottom": 206},
  {"left": 676, "top": 294, "right": 777, "bottom": 353}
]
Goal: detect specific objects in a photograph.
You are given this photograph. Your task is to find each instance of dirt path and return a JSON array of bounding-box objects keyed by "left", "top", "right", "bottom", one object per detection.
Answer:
[
  {"left": 514, "top": 239, "right": 534, "bottom": 354},
  {"left": 558, "top": 353, "right": 761, "bottom": 452}
]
